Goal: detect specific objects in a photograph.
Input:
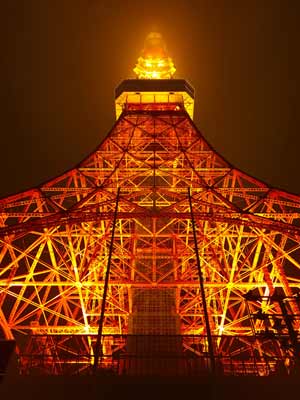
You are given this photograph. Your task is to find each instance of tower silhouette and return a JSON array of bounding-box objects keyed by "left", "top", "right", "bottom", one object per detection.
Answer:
[{"left": 1, "top": 32, "right": 300, "bottom": 377}]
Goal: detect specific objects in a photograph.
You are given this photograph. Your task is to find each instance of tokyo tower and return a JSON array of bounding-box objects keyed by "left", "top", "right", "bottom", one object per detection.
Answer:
[{"left": 1, "top": 32, "right": 300, "bottom": 377}]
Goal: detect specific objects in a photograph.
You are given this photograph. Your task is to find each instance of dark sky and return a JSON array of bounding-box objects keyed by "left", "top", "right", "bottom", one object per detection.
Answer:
[{"left": 1, "top": 0, "right": 300, "bottom": 198}]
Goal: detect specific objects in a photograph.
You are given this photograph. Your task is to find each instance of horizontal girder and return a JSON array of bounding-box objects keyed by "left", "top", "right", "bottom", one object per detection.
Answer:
[{"left": 0, "top": 211, "right": 299, "bottom": 238}]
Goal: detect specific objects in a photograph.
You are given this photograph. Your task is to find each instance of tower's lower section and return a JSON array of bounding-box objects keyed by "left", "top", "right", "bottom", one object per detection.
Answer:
[{"left": 1, "top": 105, "right": 300, "bottom": 378}]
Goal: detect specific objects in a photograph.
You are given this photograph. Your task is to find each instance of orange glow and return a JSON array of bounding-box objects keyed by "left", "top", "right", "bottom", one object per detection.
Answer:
[
  {"left": 133, "top": 32, "right": 176, "bottom": 79},
  {"left": 1, "top": 32, "right": 300, "bottom": 377}
]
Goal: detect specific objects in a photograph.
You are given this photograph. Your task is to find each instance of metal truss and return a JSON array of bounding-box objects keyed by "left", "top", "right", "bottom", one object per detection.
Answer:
[{"left": 1, "top": 103, "right": 300, "bottom": 374}]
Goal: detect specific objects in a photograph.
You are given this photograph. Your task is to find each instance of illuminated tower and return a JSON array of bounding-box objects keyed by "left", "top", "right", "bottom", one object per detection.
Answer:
[{"left": 1, "top": 32, "right": 300, "bottom": 376}]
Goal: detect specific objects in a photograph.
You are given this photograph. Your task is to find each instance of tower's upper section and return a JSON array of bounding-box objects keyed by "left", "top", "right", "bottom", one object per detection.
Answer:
[
  {"left": 115, "top": 32, "right": 194, "bottom": 120},
  {"left": 133, "top": 32, "right": 176, "bottom": 79}
]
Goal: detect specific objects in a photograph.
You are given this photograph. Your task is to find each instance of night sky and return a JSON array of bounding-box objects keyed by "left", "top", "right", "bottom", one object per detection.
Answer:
[{"left": 1, "top": 1, "right": 300, "bottom": 198}]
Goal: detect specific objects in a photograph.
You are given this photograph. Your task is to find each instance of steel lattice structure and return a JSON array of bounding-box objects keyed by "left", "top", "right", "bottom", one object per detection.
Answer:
[{"left": 1, "top": 34, "right": 300, "bottom": 376}]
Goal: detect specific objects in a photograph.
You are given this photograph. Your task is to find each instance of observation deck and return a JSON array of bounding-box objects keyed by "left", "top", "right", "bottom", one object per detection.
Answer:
[{"left": 115, "top": 79, "right": 194, "bottom": 120}]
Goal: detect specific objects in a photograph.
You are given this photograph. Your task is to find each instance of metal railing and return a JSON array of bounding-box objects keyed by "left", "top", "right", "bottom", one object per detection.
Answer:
[{"left": 17, "top": 334, "right": 300, "bottom": 377}]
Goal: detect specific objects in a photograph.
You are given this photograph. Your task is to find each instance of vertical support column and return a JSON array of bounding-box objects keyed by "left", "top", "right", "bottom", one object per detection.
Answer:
[
  {"left": 188, "top": 187, "right": 216, "bottom": 374},
  {"left": 277, "top": 298, "right": 300, "bottom": 360},
  {"left": 93, "top": 187, "right": 120, "bottom": 373}
]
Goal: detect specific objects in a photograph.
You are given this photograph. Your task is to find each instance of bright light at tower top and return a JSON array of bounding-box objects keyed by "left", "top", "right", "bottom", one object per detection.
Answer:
[
  {"left": 116, "top": 32, "right": 194, "bottom": 119},
  {"left": 133, "top": 32, "right": 176, "bottom": 79}
]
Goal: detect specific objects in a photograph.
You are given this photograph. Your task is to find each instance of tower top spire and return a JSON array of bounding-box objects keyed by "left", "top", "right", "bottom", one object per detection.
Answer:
[{"left": 133, "top": 32, "right": 176, "bottom": 79}]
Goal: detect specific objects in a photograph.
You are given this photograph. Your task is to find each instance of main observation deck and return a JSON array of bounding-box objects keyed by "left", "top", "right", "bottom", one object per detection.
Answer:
[{"left": 115, "top": 79, "right": 195, "bottom": 120}]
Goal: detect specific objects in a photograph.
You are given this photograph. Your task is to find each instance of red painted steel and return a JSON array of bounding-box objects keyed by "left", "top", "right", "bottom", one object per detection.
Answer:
[{"left": 1, "top": 100, "right": 300, "bottom": 375}]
